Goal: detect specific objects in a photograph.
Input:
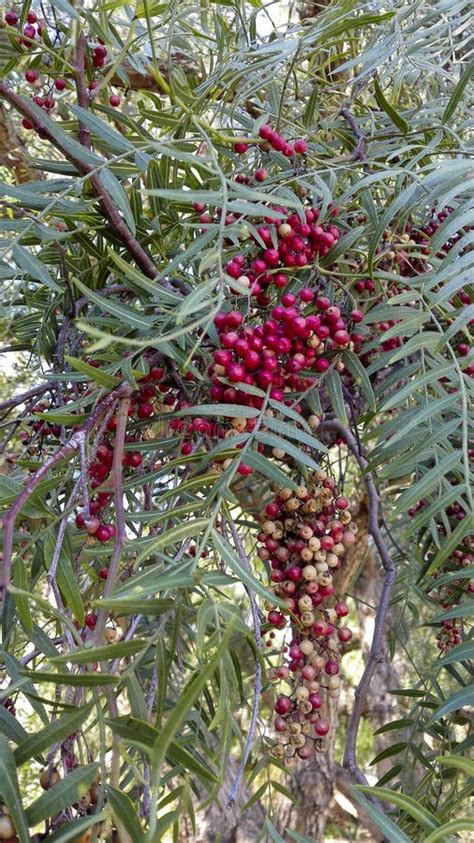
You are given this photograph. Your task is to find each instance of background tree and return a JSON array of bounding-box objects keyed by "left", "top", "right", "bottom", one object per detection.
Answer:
[{"left": 0, "top": 1, "right": 472, "bottom": 841}]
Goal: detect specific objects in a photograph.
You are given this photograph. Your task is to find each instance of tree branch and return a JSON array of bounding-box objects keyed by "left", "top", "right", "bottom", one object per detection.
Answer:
[
  {"left": 0, "top": 82, "right": 159, "bottom": 279},
  {"left": 0, "top": 383, "right": 131, "bottom": 602},
  {"left": 322, "top": 419, "right": 397, "bottom": 786},
  {"left": 73, "top": 33, "right": 92, "bottom": 149},
  {"left": 340, "top": 106, "right": 367, "bottom": 162},
  {"left": 94, "top": 390, "right": 133, "bottom": 644}
]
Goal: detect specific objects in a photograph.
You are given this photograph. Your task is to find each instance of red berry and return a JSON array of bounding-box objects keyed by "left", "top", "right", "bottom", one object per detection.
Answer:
[
  {"left": 350, "top": 309, "right": 364, "bottom": 323},
  {"left": 22, "top": 117, "right": 33, "bottom": 130},
  {"left": 54, "top": 78, "right": 66, "bottom": 91},
  {"left": 94, "top": 44, "right": 107, "bottom": 58},
  {"left": 315, "top": 719, "right": 330, "bottom": 736},
  {"left": 314, "top": 358, "right": 330, "bottom": 373},
  {"left": 137, "top": 402, "right": 154, "bottom": 419},
  {"left": 181, "top": 442, "right": 193, "bottom": 456},
  {"left": 226, "top": 362, "right": 245, "bottom": 383},
  {"left": 234, "top": 141, "right": 248, "bottom": 154},
  {"left": 27, "top": 10, "right": 37, "bottom": 23},
  {"left": 109, "top": 94, "right": 121, "bottom": 107},
  {"left": 5, "top": 10, "right": 18, "bottom": 25},
  {"left": 25, "top": 68, "right": 38, "bottom": 83},
  {"left": 254, "top": 168, "right": 267, "bottom": 182},
  {"left": 23, "top": 24, "right": 36, "bottom": 39},
  {"left": 85, "top": 613, "right": 98, "bottom": 629},
  {"left": 237, "top": 463, "right": 253, "bottom": 476},
  {"left": 268, "top": 610, "right": 284, "bottom": 627},
  {"left": 96, "top": 525, "right": 113, "bottom": 543},
  {"left": 335, "top": 495, "right": 349, "bottom": 510},
  {"left": 259, "top": 124, "right": 273, "bottom": 140},
  {"left": 274, "top": 695, "right": 292, "bottom": 715},
  {"left": 333, "top": 329, "right": 350, "bottom": 346},
  {"left": 99, "top": 568, "right": 109, "bottom": 580},
  {"left": 294, "top": 139, "right": 308, "bottom": 154}
]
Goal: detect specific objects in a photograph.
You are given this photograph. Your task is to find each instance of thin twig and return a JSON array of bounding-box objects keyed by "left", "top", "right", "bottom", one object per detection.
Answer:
[
  {"left": 322, "top": 420, "right": 397, "bottom": 786},
  {"left": 94, "top": 391, "right": 133, "bottom": 644},
  {"left": 74, "top": 33, "right": 92, "bottom": 149},
  {"left": 223, "top": 516, "right": 263, "bottom": 808},
  {"left": 0, "top": 383, "right": 131, "bottom": 601},
  {"left": 340, "top": 106, "right": 367, "bottom": 162}
]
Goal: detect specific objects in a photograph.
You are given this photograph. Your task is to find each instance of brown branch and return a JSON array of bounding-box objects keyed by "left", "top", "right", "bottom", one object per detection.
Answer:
[
  {"left": 340, "top": 106, "right": 367, "bottom": 162},
  {"left": 73, "top": 34, "right": 92, "bottom": 149},
  {"left": 94, "top": 390, "right": 133, "bottom": 644},
  {"left": 322, "top": 419, "right": 397, "bottom": 787},
  {"left": 0, "top": 383, "right": 131, "bottom": 601},
  {"left": 0, "top": 383, "right": 53, "bottom": 414},
  {"left": 0, "top": 82, "right": 158, "bottom": 280}
]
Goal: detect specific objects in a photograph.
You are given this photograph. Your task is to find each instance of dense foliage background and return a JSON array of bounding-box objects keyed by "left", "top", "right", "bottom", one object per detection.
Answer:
[{"left": 0, "top": 0, "right": 472, "bottom": 841}]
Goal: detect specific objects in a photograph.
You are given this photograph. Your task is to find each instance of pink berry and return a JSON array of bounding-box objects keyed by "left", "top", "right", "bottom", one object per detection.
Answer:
[
  {"left": 294, "top": 138, "right": 308, "bottom": 154},
  {"left": 315, "top": 719, "right": 330, "bottom": 736},
  {"left": 25, "top": 68, "right": 38, "bottom": 83},
  {"left": 5, "top": 10, "right": 18, "bottom": 25},
  {"left": 234, "top": 141, "right": 248, "bottom": 154},
  {"left": 274, "top": 695, "right": 292, "bottom": 715},
  {"left": 27, "top": 10, "right": 37, "bottom": 23},
  {"left": 109, "top": 94, "right": 121, "bottom": 107}
]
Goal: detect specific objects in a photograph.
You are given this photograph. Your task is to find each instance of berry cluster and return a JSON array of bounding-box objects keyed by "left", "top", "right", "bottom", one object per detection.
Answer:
[
  {"left": 3, "top": 8, "right": 123, "bottom": 128},
  {"left": 257, "top": 473, "right": 355, "bottom": 760},
  {"left": 208, "top": 293, "right": 361, "bottom": 409}
]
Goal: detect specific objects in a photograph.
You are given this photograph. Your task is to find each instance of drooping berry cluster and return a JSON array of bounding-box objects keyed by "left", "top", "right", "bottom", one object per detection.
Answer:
[{"left": 257, "top": 473, "right": 355, "bottom": 760}]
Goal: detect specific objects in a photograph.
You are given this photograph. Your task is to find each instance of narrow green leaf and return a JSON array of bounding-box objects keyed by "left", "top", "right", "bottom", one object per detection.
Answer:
[
  {"left": 107, "top": 786, "right": 146, "bottom": 843},
  {"left": 47, "top": 813, "right": 107, "bottom": 842},
  {"left": 12, "top": 559, "right": 32, "bottom": 631},
  {"left": 350, "top": 787, "right": 411, "bottom": 843},
  {"left": 25, "top": 764, "right": 99, "bottom": 826},
  {"left": 0, "top": 736, "right": 30, "bottom": 843},
  {"left": 20, "top": 670, "right": 118, "bottom": 687},
  {"left": 343, "top": 350, "right": 376, "bottom": 412},
  {"left": 73, "top": 278, "right": 153, "bottom": 331},
  {"left": 14, "top": 705, "right": 93, "bottom": 765},
  {"left": 64, "top": 356, "right": 120, "bottom": 389},
  {"left": 150, "top": 621, "right": 235, "bottom": 780},
  {"left": 427, "top": 685, "right": 474, "bottom": 725},
  {"left": 436, "top": 755, "right": 474, "bottom": 776},
  {"left": 424, "top": 819, "right": 474, "bottom": 843},
  {"left": 212, "top": 529, "right": 285, "bottom": 608},
  {"left": 374, "top": 78, "right": 410, "bottom": 133},
  {"left": 12, "top": 244, "right": 61, "bottom": 292},
  {"left": 436, "top": 640, "right": 474, "bottom": 667},
  {"left": 355, "top": 785, "right": 439, "bottom": 831},
  {"left": 244, "top": 450, "right": 299, "bottom": 490},
  {"left": 326, "top": 369, "right": 348, "bottom": 425},
  {"left": 50, "top": 639, "right": 148, "bottom": 664},
  {"left": 442, "top": 62, "right": 474, "bottom": 123},
  {"left": 255, "top": 431, "right": 320, "bottom": 471},
  {"left": 427, "top": 516, "right": 474, "bottom": 575}
]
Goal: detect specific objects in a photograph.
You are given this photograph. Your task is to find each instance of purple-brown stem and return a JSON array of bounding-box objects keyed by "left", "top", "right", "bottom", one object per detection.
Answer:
[
  {"left": 94, "top": 391, "right": 133, "bottom": 644},
  {"left": 341, "top": 106, "right": 367, "bottom": 162},
  {"left": 322, "top": 419, "right": 397, "bottom": 786},
  {"left": 74, "top": 33, "right": 92, "bottom": 149},
  {"left": 0, "top": 383, "right": 131, "bottom": 602}
]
